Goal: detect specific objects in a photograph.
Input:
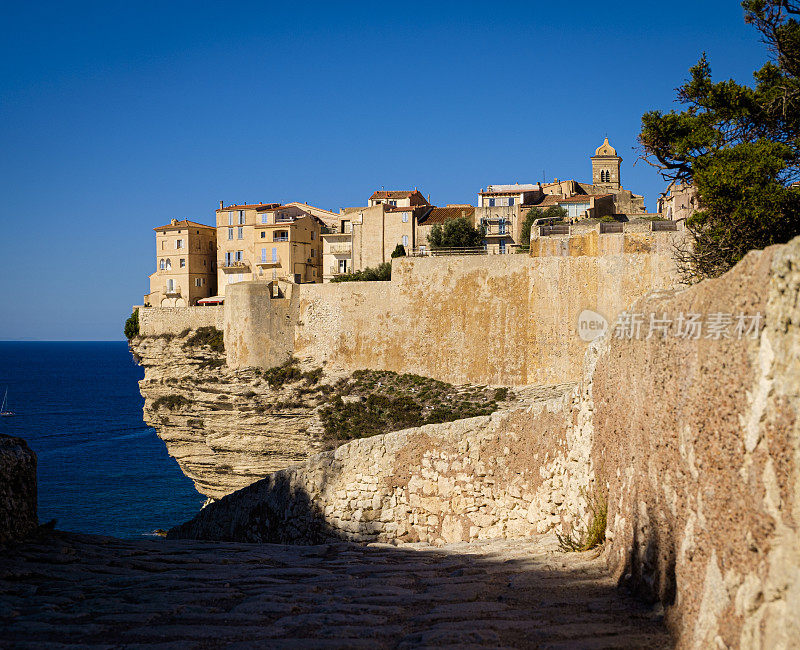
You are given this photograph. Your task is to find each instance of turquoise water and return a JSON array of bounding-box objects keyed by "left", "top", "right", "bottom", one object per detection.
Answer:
[{"left": 0, "top": 341, "right": 204, "bottom": 538}]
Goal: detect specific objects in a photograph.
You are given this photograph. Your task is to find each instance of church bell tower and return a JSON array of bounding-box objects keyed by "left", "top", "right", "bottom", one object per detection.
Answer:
[{"left": 591, "top": 137, "right": 622, "bottom": 190}]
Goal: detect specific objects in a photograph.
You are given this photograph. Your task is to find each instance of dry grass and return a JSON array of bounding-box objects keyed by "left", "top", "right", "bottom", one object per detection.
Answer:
[{"left": 556, "top": 488, "right": 607, "bottom": 552}]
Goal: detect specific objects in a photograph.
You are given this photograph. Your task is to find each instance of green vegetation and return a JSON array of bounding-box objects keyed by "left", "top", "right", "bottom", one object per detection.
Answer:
[
  {"left": 390, "top": 243, "right": 407, "bottom": 258},
  {"left": 556, "top": 489, "right": 607, "bottom": 552},
  {"left": 318, "top": 370, "right": 508, "bottom": 442},
  {"left": 331, "top": 262, "right": 392, "bottom": 282},
  {"left": 124, "top": 308, "right": 139, "bottom": 340},
  {"left": 519, "top": 206, "right": 568, "bottom": 250},
  {"left": 152, "top": 394, "right": 189, "bottom": 410},
  {"left": 260, "top": 357, "right": 323, "bottom": 389},
  {"left": 640, "top": 0, "right": 800, "bottom": 282},
  {"left": 184, "top": 326, "right": 225, "bottom": 353},
  {"left": 428, "top": 216, "right": 485, "bottom": 249}
]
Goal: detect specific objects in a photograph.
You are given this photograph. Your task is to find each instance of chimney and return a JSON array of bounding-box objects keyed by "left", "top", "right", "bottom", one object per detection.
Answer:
[{"left": 219, "top": 200, "right": 224, "bottom": 210}]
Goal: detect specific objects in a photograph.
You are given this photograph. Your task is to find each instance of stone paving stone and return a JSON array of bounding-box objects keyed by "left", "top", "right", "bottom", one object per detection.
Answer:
[{"left": 0, "top": 531, "right": 672, "bottom": 648}]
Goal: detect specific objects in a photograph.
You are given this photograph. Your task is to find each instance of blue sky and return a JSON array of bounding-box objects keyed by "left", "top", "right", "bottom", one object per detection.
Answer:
[{"left": 0, "top": 0, "right": 767, "bottom": 340}]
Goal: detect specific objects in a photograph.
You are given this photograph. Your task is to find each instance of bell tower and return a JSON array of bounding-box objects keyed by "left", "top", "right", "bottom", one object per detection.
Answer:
[{"left": 591, "top": 137, "right": 621, "bottom": 190}]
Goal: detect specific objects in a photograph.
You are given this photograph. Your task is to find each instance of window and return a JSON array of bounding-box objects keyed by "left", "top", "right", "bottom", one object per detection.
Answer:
[
  {"left": 498, "top": 221, "right": 506, "bottom": 235},
  {"left": 228, "top": 228, "right": 233, "bottom": 240},
  {"left": 342, "top": 220, "right": 351, "bottom": 233},
  {"left": 261, "top": 214, "right": 269, "bottom": 224},
  {"left": 165, "top": 259, "right": 172, "bottom": 270},
  {"left": 167, "top": 279, "right": 175, "bottom": 292},
  {"left": 402, "top": 235, "right": 409, "bottom": 247},
  {"left": 499, "top": 240, "right": 506, "bottom": 254},
  {"left": 508, "top": 197, "right": 515, "bottom": 206},
  {"left": 311, "top": 231, "right": 315, "bottom": 240},
  {"left": 237, "top": 226, "right": 243, "bottom": 239},
  {"left": 161, "top": 241, "right": 165, "bottom": 250},
  {"left": 389, "top": 200, "right": 397, "bottom": 206},
  {"left": 180, "top": 258, "right": 186, "bottom": 268},
  {"left": 159, "top": 259, "right": 165, "bottom": 270},
  {"left": 260, "top": 231, "right": 266, "bottom": 238},
  {"left": 488, "top": 198, "right": 495, "bottom": 207},
  {"left": 235, "top": 250, "right": 243, "bottom": 262},
  {"left": 311, "top": 249, "right": 315, "bottom": 257},
  {"left": 272, "top": 247, "right": 278, "bottom": 262},
  {"left": 228, "top": 211, "right": 233, "bottom": 225},
  {"left": 274, "top": 230, "right": 288, "bottom": 242},
  {"left": 176, "top": 239, "right": 184, "bottom": 249},
  {"left": 338, "top": 259, "right": 347, "bottom": 273},
  {"left": 261, "top": 248, "right": 267, "bottom": 262},
  {"left": 238, "top": 210, "right": 245, "bottom": 224},
  {"left": 402, "top": 213, "right": 408, "bottom": 223},
  {"left": 225, "top": 252, "right": 232, "bottom": 266},
  {"left": 195, "top": 278, "right": 202, "bottom": 287}
]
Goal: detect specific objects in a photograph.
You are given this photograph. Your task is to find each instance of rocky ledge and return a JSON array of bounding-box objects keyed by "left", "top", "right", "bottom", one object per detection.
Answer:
[
  {"left": 131, "top": 333, "right": 528, "bottom": 501},
  {"left": 0, "top": 434, "right": 37, "bottom": 544}
]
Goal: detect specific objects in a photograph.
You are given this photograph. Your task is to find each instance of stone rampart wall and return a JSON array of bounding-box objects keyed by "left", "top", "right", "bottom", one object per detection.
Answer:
[
  {"left": 529, "top": 229, "right": 683, "bottom": 258},
  {"left": 169, "top": 386, "right": 595, "bottom": 545},
  {"left": 226, "top": 250, "right": 678, "bottom": 386},
  {"left": 137, "top": 306, "right": 223, "bottom": 336}
]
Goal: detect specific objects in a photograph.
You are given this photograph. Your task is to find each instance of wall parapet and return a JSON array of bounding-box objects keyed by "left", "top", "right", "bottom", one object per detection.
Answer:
[{"left": 137, "top": 306, "right": 223, "bottom": 336}]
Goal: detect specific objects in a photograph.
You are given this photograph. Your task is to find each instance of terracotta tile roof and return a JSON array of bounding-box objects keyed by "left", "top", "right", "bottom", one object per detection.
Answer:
[
  {"left": 154, "top": 219, "right": 215, "bottom": 231},
  {"left": 387, "top": 205, "right": 428, "bottom": 213},
  {"left": 216, "top": 203, "right": 280, "bottom": 211},
  {"left": 557, "top": 195, "right": 592, "bottom": 203},
  {"left": 370, "top": 190, "right": 423, "bottom": 200},
  {"left": 418, "top": 206, "right": 475, "bottom": 225}
]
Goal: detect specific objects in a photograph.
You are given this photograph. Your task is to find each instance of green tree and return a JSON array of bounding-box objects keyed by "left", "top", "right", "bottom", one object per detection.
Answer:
[
  {"left": 390, "top": 243, "right": 406, "bottom": 258},
  {"left": 331, "top": 262, "right": 392, "bottom": 283},
  {"left": 519, "top": 206, "right": 569, "bottom": 250},
  {"left": 427, "top": 216, "right": 485, "bottom": 249},
  {"left": 124, "top": 308, "right": 139, "bottom": 340},
  {"left": 639, "top": 0, "right": 800, "bottom": 282}
]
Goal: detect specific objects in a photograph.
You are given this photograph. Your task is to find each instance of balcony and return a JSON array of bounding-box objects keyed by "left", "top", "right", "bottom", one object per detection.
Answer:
[
  {"left": 328, "top": 242, "right": 352, "bottom": 255},
  {"left": 218, "top": 259, "right": 250, "bottom": 271},
  {"left": 274, "top": 216, "right": 295, "bottom": 224},
  {"left": 256, "top": 257, "right": 281, "bottom": 268},
  {"left": 329, "top": 265, "right": 350, "bottom": 275},
  {"left": 163, "top": 284, "right": 181, "bottom": 296}
]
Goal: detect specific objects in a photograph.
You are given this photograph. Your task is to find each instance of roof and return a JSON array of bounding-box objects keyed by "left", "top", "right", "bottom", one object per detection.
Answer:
[
  {"left": 216, "top": 203, "right": 280, "bottom": 212},
  {"left": 481, "top": 183, "right": 540, "bottom": 194},
  {"left": 154, "top": 219, "right": 214, "bottom": 231},
  {"left": 197, "top": 296, "right": 224, "bottom": 304},
  {"left": 594, "top": 137, "right": 618, "bottom": 157},
  {"left": 558, "top": 193, "right": 612, "bottom": 203},
  {"left": 530, "top": 195, "right": 563, "bottom": 207},
  {"left": 370, "top": 190, "right": 423, "bottom": 200},
  {"left": 418, "top": 206, "right": 475, "bottom": 226}
]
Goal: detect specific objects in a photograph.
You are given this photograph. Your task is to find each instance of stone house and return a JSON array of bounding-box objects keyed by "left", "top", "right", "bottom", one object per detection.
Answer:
[
  {"left": 146, "top": 219, "right": 217, "bottom": 307},
  {"left": 657, "top": 183, "right": 698, "bottom": 221},
  {"left": 416, "top": 206, "right": 477, "bottom": 251},
  {"left": 215, "top": 202, "right": 323, "bottom": 295}
]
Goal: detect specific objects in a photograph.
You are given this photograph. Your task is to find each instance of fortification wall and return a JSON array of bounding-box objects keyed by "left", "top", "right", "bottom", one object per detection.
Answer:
[
  {"left": 529, "top": 229, "right": 682, "bottom": 258},
  {"left": 227, "top": 250, "right": 678, "bottom": 386},
  {"left": 169, "top": 385, "right": 594, "bottom": 545},
  {"left": 137, "top": 306, "right": 223, "bottom": 336}
]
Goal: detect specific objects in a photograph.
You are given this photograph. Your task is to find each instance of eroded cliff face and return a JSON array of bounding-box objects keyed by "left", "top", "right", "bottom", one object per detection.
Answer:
[{"left": 131, "top": 336, "right": 327, "bottom": 500}]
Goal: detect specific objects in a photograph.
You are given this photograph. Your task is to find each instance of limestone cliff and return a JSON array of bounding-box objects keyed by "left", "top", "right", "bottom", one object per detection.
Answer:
[
  {"left": 0, "top": 435, "right": 38, "bottom": 544},
  {"left": 131, "top": 336, "right": 327, "bottom": 499},
  {"left": 132, "top": 334, "right": 522, "bottom": 501}
]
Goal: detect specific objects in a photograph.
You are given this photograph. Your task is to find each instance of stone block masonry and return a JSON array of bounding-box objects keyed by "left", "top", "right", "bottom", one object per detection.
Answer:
[
  {"left": 136, "top": 305, "right": 223, "bottom": 336},
  {"left": 225, "top": 249, "right": 679, "bottom": 386},
  {"left": 168, "top": 383, "right": 593, "bottom": 545}
]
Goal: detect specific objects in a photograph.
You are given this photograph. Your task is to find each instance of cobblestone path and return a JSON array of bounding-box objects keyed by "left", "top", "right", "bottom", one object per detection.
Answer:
[{"left": 0, "top": 531, "right": 670, "bottom": 648}]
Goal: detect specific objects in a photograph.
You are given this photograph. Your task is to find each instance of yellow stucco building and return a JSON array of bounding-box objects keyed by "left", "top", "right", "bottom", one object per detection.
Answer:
[
  {"left": 216, "top": 202, "right": 324, "bottom": 295},
  {"left": 146, "top": 219, "right": 217, "bottom": 306}
]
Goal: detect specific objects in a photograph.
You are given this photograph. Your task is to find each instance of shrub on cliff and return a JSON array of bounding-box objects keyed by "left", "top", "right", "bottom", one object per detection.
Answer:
[
  {"left": 124, "top": 309, "right": 139, "bottom": 340},
  {"left": 331, "top": 262, "right": 391, "bottom": 283},
  {"left": 152, "top": 394, "right": 189, "bottom": 410},
  {"left": 184, "top": 327, "right": 224, "bottom": 354},
  {"left": 639, "top": 0, "right": 800, "bottom": 282}
]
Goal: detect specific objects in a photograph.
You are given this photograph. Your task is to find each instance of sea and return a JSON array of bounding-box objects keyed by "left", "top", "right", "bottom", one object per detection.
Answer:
[{"left": 0, "top": 341, "right": 205, "bottom": 538}]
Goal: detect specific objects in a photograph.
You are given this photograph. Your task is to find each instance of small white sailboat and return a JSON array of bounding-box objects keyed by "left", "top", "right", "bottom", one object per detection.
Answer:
[{"left": 1, "top": 389, "right": 15, "bottom": 416}]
